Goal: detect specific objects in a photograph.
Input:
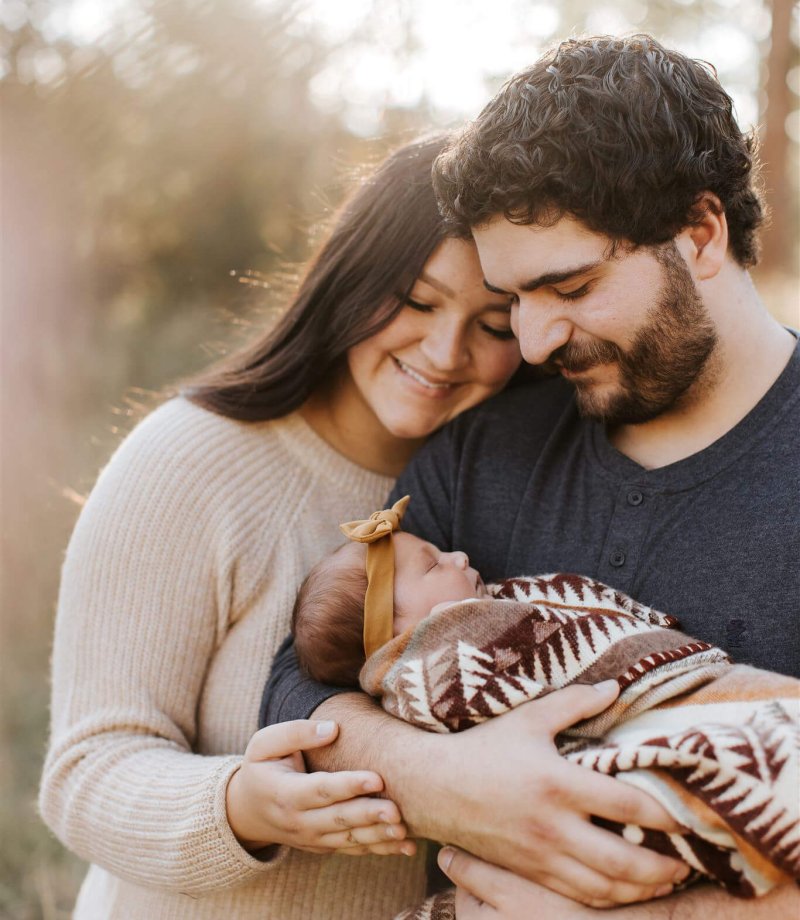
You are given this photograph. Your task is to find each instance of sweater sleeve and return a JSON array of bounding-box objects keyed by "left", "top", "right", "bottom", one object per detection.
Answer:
[{"left": 39, "top": 402, "right": 287, "bottom": 895}]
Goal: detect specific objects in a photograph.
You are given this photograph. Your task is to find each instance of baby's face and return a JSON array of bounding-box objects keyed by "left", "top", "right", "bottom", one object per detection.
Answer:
[{"left": 392, "top": 532, "right": 487, "bottom": 635}]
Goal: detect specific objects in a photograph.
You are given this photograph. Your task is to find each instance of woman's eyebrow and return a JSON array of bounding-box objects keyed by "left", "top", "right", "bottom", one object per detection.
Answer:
[{"left": 417, "top": 271, "right": 455, "bottom": 297}]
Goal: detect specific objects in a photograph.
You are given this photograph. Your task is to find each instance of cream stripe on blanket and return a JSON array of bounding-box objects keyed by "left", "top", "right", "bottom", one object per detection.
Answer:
[{"left": 358, "top": 574, "right": 799, "bottom": 919}]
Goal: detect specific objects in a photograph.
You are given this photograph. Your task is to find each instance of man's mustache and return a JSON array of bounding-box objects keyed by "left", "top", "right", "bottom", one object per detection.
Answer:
[{"left": 548, "top": 339, "right": 621, "bottom": 373}]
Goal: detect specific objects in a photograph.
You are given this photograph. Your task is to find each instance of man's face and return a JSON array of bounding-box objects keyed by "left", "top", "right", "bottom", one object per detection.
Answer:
[{"left": 472, "top": 215, "right": 718, "bottom": 425}]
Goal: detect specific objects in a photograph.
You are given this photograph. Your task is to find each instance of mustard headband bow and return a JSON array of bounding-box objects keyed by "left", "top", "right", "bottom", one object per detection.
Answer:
[{"left": 340, "top": 495, "right": 410, "bottom": 657}]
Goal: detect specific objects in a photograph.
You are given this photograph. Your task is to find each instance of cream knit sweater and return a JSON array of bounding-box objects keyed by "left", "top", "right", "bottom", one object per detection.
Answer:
[{"left": 39, "top": 398, "right": 427, "bottom": 919}]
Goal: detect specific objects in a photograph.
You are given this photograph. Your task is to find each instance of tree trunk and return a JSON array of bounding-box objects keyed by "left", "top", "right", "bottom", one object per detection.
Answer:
[{"left": 758, "top": 0, "right": 795, "bottom": 275}]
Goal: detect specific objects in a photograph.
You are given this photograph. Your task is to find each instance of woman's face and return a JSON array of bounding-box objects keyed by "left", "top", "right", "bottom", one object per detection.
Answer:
[{"left": 345, "top": 238, "right": 522, "bottom": 440}]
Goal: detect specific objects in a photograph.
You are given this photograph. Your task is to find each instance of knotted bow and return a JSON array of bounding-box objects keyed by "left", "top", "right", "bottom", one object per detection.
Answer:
[{"left": 340, "top": 495, "right": 410, "bottom": 657}]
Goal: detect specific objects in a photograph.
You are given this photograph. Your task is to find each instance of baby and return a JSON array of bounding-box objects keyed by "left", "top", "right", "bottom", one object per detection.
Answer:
[
  {"left": 292, "top": 496, "right": 799, "bottom": 911},
  {"left": 292, "top": 496, "right": 486, "bottom": 686}
]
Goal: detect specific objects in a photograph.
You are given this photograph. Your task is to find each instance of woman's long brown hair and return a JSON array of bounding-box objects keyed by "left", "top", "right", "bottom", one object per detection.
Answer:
[{"left": 184, "top": 134, "right": 455, "bottom": 420}]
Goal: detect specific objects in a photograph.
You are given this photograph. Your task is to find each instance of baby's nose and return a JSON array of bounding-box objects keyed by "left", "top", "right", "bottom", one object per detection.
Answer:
[{"left": 450, "top": 551, "right": 469, "bottom": 570}]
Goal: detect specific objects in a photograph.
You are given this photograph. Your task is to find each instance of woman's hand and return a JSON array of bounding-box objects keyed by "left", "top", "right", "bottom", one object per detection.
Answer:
[{"left": 226, "top": 719, "right": 415, "bottom": 857}]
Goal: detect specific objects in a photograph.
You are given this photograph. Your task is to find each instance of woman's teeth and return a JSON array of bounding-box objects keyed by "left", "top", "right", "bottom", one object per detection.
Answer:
[{"left": 394, "top": 357, "right": 454, "bottom": 390}]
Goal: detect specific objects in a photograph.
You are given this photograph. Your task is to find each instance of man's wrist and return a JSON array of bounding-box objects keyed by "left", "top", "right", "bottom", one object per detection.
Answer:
[
  {"left": 305, "top": 694, "right": 450, "bottom": 839},
  {"left": 371, "top": 720, "right": 449, "bottom": 840}
]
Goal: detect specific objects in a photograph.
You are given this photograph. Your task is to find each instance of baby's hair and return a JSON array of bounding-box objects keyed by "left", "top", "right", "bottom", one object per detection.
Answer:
[{"left": 292, "top": 542, "right": 369, "bottom": 687}]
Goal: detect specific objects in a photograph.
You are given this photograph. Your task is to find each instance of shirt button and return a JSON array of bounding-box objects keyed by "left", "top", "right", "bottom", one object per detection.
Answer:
[
  {"left": 610, "top": 549, "right": 626, "bottom": 567},
  {"left": 627, "top": 489, "right": 644, "bottom": 506}
]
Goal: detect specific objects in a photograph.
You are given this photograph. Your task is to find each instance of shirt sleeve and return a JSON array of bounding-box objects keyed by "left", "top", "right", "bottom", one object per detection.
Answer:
[
  {"left": 259, "top": 636, "right": 349, "bottom": 727},
  {"left": 39, "top": 405, "right": 288, "bottom": 894}
]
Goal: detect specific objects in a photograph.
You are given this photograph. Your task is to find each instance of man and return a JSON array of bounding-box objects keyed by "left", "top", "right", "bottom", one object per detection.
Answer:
[{"left": 263, "top": 35, "right": 799, "bottom": 916}]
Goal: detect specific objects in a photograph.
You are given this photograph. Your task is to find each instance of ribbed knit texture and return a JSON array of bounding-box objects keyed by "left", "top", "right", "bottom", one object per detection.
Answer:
[{"left": 39, "top": 398, "right": 427, "bottom": 919}]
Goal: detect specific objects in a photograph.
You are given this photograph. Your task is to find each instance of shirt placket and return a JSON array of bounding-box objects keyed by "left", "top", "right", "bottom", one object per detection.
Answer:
[{"left": 596, "top": 482, "right": 653, "bottom": 592}]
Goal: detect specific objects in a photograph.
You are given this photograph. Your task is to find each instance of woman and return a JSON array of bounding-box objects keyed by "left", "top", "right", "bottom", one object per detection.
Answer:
[{"left": 39, "top": 134, "right": 522, "bottom": 919}]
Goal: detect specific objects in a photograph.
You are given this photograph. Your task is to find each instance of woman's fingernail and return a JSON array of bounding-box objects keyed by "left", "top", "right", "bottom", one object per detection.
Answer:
[
  {"left": 593, "top": 679, "right": 619, "bottom": 692},
  {"left": 385, "top": 825, "right": 399, "bottom": 839},
  {"left": 315, "top": 720, "right": 336, "bottom": 737},
  {"left": 438, "top": 846, "right": 454, "bottom": 872},
  {"left": 654, "top": 884, "right": 673, "bottom": 898}
]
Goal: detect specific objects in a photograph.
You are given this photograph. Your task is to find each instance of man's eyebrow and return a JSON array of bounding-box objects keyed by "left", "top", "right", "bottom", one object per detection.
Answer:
[{"left": 484, "top": 260, "right": 604, "bottom": 295}]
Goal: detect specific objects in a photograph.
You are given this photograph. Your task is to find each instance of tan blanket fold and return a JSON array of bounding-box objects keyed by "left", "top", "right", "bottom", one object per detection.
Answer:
[
  {"left": 360, "top": 573, "right": 799, "bottom": 916},
  {"left": 395, "top": 890, "right": 455, "bottom": 920}
]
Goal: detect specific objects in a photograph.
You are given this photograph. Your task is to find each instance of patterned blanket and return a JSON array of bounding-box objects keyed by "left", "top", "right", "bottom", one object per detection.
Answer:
[{"left": 359, "top": 574, "right": 800, "bottom": 918}]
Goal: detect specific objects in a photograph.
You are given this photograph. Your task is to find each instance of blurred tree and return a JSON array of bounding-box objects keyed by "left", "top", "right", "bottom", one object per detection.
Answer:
[
  {"left": 4, "top": 1, "right": 358, "bottom": 344},
  {"left": 760, "top": 0, "right": 798, "bottom": 275}
]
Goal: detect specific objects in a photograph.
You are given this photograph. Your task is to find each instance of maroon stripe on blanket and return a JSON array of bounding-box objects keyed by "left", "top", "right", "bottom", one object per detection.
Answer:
[
  {"left": 617, "top": 642, "right": 715, "bottom": 690},
  {"left": 592, "top": 818, "right": 758, "bottom": 898}
]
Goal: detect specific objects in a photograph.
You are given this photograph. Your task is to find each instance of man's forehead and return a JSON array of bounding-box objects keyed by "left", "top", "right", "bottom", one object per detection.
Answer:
[
  {"left": 474, "top": 213, "right": 606, "bottom": 252},
  {"left": 472, "top": 214, "right": 611, "bottom": 287}
]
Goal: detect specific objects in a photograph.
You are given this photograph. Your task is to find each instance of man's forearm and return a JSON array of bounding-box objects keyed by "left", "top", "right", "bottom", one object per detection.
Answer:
[{"left": 306, "top": 693, "right": 447, "bottom": 839}]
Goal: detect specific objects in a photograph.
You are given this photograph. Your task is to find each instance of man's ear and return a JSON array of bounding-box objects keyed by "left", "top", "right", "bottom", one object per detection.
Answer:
[{"left": 675, "top": 192, "right": 728, "bottom": 282}]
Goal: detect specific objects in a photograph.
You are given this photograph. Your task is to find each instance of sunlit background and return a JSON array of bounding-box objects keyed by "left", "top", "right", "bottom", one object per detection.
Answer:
[{"left": 1, "top": 1, "right": 798, "bottom": 916}]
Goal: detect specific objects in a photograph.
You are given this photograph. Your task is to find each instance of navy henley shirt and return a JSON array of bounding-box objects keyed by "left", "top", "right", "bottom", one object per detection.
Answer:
[{"left": 261, "top": 337, "right": 800, "bottom": 728}]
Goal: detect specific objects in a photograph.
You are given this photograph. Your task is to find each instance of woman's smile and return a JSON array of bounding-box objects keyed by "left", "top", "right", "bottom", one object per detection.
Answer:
[{"left": 391, "top": 355, "right": 459, "bottom": 396}]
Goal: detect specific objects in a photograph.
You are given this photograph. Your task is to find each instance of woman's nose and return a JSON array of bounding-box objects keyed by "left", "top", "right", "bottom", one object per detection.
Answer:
[{"left": 419, "top": 318, "right": 469, "bottom": 371}]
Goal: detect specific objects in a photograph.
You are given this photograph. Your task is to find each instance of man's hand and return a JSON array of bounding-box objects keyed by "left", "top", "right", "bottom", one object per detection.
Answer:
[
  {"left": 308, "top": 682, "right": 689, "bottom": 906},
  {"left": 440, "top": 847, "right": 800, "bottom": 919},
  {"left": 428, "top": 682, "right": 688, "bottom": 906},
  {"left": 442, "top": 848, "right": 671, "bottom": 916}
]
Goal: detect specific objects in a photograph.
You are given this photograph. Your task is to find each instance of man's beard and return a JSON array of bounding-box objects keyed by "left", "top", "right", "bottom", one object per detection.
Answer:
[{"left": 554, "top": 243, "right": 718, "bottom": 426}]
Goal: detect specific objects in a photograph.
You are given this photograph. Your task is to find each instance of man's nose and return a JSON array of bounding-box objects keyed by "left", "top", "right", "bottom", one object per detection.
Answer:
[{"left": 516, "top": 302, "right": 572, "bottom": 366}]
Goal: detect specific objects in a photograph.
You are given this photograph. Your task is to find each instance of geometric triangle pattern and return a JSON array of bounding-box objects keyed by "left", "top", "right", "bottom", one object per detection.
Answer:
[{"left": 360, "top": 573, "right": 800, "bottom": 901}]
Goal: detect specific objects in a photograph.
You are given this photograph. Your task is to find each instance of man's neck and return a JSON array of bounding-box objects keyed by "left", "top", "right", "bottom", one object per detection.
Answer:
[{"left": 609, "top": 273, "right": 796, "bottom": 470}]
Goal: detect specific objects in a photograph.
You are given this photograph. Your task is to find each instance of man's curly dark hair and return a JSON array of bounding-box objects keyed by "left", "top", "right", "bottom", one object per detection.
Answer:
[{"left": 433, "top": 34, "right": 765, "bottom": 267}]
